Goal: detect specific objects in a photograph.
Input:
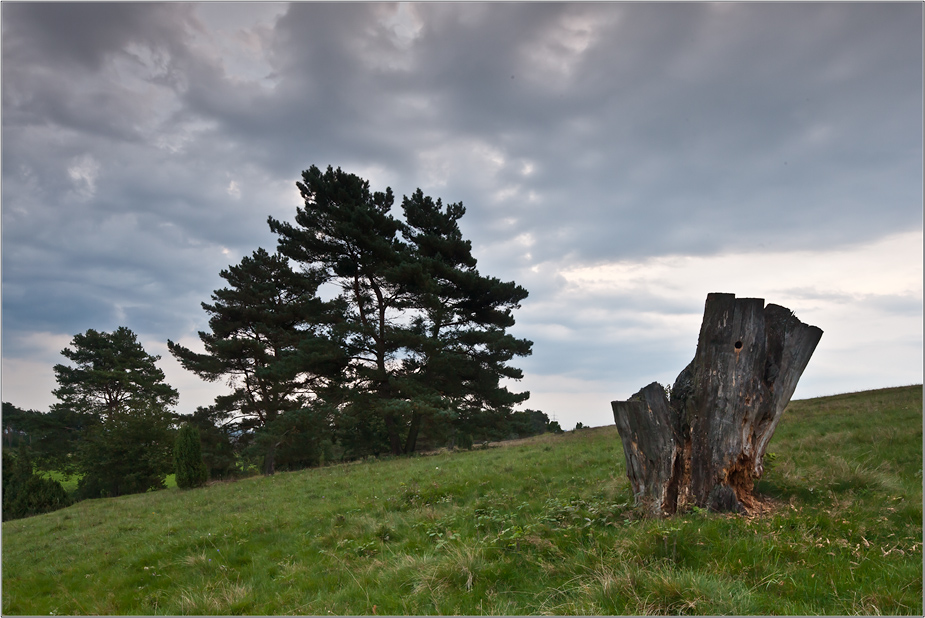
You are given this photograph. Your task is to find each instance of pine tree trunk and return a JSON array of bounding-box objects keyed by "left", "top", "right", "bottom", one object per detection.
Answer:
[
  {"left": 612, "top": 293, "right": 823, "bottom": 516},
  {"left": 263, "top": 444, "right": 276, "bottom": 476},
  {"left": 384, "top": 413, "right": 404, "bottom": 456},
  {"left": 404, "top": 410, "right": 423, "bottom": 454}
]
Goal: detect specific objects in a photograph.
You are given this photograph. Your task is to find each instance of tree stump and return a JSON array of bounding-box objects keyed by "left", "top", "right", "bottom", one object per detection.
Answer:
[{"left": 611, "top": 293, "right": 823, "bottom": 516}]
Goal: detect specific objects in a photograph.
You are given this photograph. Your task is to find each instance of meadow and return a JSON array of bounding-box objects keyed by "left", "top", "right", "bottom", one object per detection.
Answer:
[{"left": 2, "top": 385, "right": 922, "bottom": 615}]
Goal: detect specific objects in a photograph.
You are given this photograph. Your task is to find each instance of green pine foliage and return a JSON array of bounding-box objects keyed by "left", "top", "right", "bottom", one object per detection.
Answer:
[
  {"left": 266, "top": 165, "right": 533, "bottom": 459},
  {"left": 50, "top": 327, "right": 178, "bottom": 498},
  {"left": 1, "top": 402, "right": 91, "bottom": 475},
  {"left": 245, "top": 406, "right": 337, "bottom": 473},
  {"left": 53, "top": 327, "right": 178, "bottom": 418},
  {"left": 75, "top": 402, "right": 176, "bottom": 499},
  {"left": 186, "top": 406, "right": 238, "bottom": 480},
  {"left": 174, "top": 424, "right": 208, "bottom": 489},
  {"left": 168, "top": 247, "right": 346, "bottom": 474},
  {"left": 455, "top": 431, "right": 474, "bottom": 450},
  {"left": 269, "top": 165, "right": 418, "bottom": 456},
  {"left": 399, "top": 188, "right": 533, "bottom": 451}
]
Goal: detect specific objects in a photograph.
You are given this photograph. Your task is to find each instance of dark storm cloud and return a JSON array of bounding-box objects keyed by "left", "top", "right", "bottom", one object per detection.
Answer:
[
  {"left": 2, "top": 2, "right": 195, "bottom": 70},
  {"left": 3, "top": 3, "right": 286, "bottom": 349},
  {"left": 236, "top": 2, "right": 922, "bottom": 265},
  {"left": 2, "top": 2, "right": 921, "bottom": 416},
  {"left": 2, "top": 3, "right": 200, "bottom": 141}
]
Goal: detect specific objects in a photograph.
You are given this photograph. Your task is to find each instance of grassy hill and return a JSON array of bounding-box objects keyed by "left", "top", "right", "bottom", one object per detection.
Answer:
[{"left": 2, "top": 385, "right": 922, "bottom": 615}]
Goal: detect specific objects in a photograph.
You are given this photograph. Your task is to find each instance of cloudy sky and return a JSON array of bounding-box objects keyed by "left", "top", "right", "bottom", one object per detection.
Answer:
[{"left": 3, "top": 2, "right": 922, "bottom": 429}]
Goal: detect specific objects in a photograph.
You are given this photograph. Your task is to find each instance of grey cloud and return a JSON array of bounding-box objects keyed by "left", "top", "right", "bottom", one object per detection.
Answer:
[
  {"left": 864, "top": 294, "right": 923, "bottom": 317},
  {"left": 2, "top": 3, "right": 201, "bottom": 142},
  {"left": 780, "top": 288, "right": 924, "bottom": 318},
  {"left": 2, "top": 3, "right": 197, "bottom": 71},
  {"left": 511, "top": 283, "right": 704, "bottom": 384},
  {"left": 2, "top": 2, "right": 920, "bottom": 411},
  {"left": 413, "top": 4, "right": 916, "bottom": 263},
  {"left": 53, "top": 2, "right": 912, "bottom": 268},
  {"left": 518, "top": 337, "right": 691, "bottom": 388}
]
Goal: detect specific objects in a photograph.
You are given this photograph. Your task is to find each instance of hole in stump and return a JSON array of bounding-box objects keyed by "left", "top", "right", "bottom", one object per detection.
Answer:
[{"left": 734, "top": 341, "right": 743, "bottom": 350}]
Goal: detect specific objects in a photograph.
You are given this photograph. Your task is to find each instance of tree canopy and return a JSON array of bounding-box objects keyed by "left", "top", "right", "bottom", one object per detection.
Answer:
[
  {"left": 168, "top": 247, "right": 346, "bottom": 473},
  {"left": 266, "top": 165, "right": 533, "bottom": 457},
  {"left": 51, "top": 327, "right": 178, "bottom": 498},
  {"left": 53, "top": 326, "right": 178, "bottom": 419},
  {"left": 399, "top": 189, "right": 532, "bottom": 451}
]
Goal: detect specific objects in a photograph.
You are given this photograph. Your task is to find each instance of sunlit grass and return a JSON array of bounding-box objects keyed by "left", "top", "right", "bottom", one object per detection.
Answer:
[
  {"left": 3, "top": 385, "right": 922, "bottom": 615},
  {"left": 39, "top": 472, "right": 177, "bottom": 491}
]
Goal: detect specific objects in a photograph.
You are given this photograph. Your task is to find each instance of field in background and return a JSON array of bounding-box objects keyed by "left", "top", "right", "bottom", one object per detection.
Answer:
[
  {"left": 3, "top": 385, "right": 921, "bottom": 615},
  {"left": 41, "top": 472, "right": 178, "bottom": 492}
]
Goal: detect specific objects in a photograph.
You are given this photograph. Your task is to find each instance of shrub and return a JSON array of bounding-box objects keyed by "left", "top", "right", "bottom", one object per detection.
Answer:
[
  {"left": 187, "top": 406, "right": 238, "bottom": 479},
  {"left": 2, "top": 449, "right": 72, "bottom": 521},
  {"left": 174, "top": 423, "right": 208, "bottom": 489}
]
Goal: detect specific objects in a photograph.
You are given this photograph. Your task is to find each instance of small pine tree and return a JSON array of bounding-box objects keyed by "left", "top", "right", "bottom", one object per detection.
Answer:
[{"left": 174, "top": 423, "right": 207, "bottom": 489}]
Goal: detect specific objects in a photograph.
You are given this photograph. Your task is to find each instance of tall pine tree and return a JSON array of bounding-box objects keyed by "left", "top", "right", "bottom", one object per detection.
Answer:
[
  {"left": 168, "top": 247, "right": 344, "bottom": 474},
  {"left": 53, "top": 327, "right": 178, "bottom": 420},
  {"left": 399, "top": 189, "right": 533, "bottom": 451},
  {"left": 269, "top": 166, "right": 532, "bottom": 455},
  {"left": 269, "top": 165, "right": 420, "bottom": 455}
]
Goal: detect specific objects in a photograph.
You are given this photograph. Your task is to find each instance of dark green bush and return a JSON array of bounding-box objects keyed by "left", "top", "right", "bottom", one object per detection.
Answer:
[
  {"left": 2, "top": 449, "right": 72, "bottom": 521},
  {"left": 174, "top": 423, "right": 208, "bottom": 489},
  {"left": 187, "top": 406, "right": 238, "bottom": 479}
]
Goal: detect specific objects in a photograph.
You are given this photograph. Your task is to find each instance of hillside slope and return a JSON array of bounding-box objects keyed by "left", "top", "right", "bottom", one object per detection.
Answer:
[{"left": 2, "top": 385, "right": 922, "bottom": 615}]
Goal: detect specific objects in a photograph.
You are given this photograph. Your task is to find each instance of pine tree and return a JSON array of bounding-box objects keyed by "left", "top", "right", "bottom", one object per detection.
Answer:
[
  {"left": 268, "top": 167, "right": 532, "bottom": 455},
  {"left": 2, "top": 402, "right": 92, "bottom": 476},
  {"left": 74, "top": 401, "right": 175, "bottom": 498},
  {"left": 51, "top": 327, "right": 178, "bottom": 498},
  {"left": 53, "top": 327, "right": 178, "bottom": 419},
  {"left": 174, "top": 423, "right": 207, "bottom": 489},
  {"left": 399, "top": 189, "right": 533, "bottom": 451},
  {"left": 269, "top": 165, "right": 419, "bottom": 456},
  {"left": 168, "top": 247, "right": 345, "bottom": 474}
]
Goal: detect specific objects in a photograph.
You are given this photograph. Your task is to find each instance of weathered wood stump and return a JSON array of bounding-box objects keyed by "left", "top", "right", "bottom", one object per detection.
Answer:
[{"left": 612, "top": 293, "right": 822, "bottom": 516}]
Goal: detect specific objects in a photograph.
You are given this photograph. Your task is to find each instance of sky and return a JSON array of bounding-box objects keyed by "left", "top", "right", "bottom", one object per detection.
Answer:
[{"left": 2, "top": 2, "right": 922, "bottom": 429}]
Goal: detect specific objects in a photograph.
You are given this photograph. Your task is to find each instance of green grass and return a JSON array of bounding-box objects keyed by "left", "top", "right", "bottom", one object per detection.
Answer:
[
  {"left": 3, "top": 385, "right": 922, "bottom": 615},
  {"left": 39, "top": 472, "right": 177, "bottom": 492}
]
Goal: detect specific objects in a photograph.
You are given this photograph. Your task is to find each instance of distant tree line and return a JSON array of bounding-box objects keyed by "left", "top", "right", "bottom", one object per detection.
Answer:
[{"left": 2, "top": 166, "right": 561, "bottom": 520}]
